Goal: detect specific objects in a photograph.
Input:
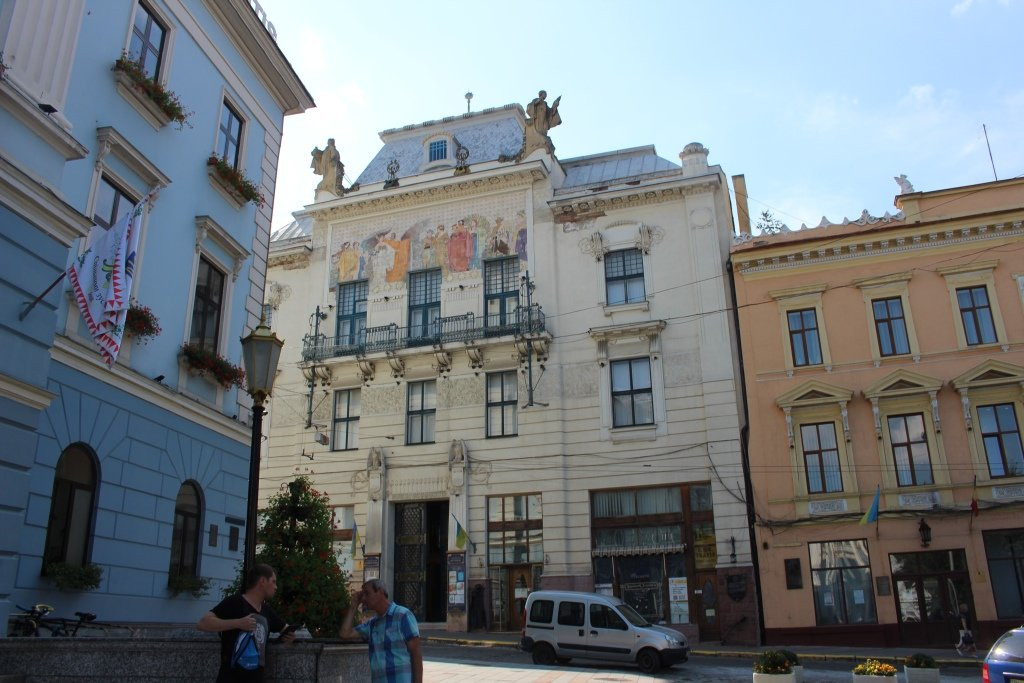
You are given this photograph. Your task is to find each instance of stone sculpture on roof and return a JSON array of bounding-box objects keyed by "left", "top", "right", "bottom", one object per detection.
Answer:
[
  {"left": 311, "top": 138, "right": 344, "bottom": 197},
  {"left": 521, "top": 90, "right": 562, "bottom": 158},
  {"left": 894, "top": 174, "right": 915, "bottom": 195}
]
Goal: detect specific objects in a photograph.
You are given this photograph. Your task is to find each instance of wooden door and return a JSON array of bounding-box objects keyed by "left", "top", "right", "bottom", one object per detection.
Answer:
[
  {"left": 507, "top": 566, "right": 532, "bottom": 631},
  {"left": 394, "top": 502, "right": 426, "bottom": 620}
]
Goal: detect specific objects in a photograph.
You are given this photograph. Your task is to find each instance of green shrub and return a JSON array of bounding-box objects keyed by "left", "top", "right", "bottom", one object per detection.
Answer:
[
  {"left": 904, "top": 653, "right": 938, "bottom": 668},
  {"left": 754, "top": 649, "right": 792, "bottom": 674},
  {"left": 168, "top": 574, "right": 211, "bottom": 598},
  {"left": 45, "top": 562, "right": 102, "bottom": 591}
]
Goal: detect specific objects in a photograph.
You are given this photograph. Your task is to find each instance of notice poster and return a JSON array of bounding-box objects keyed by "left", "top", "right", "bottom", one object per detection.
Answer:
[
  {"left": 668, "top": 577, "right": 689, "bottom": 623},
  {"left": 447, "top": 553, "right": 466, "bottom": 612},
  {"left": 363, "top": 555, "right": 380, "bottom": 581}
]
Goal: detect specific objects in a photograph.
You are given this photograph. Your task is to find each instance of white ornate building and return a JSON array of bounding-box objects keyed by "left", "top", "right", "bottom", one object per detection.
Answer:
[{"left": 263, "top": 102, "right": 757, "bottom": 642}]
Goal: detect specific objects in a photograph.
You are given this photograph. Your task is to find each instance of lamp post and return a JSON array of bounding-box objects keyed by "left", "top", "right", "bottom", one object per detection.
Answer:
[{"left": 239, "top": 318, "right": 284, "bottom": 579}]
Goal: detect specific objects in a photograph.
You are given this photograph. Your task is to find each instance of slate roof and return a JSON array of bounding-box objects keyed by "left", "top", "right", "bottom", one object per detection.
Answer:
[
  {"left": 270, "top": 214, "right": 313, "bottom": 242},
  {"left": 354, "top": 105, "right": 525, "bottom": 186},
  {"left": 560, "top": 145, "right": 680, "bottom": 190}
]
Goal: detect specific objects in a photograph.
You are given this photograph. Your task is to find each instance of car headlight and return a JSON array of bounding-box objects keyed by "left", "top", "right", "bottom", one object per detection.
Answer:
[{"left": 663, "top": 633, "right": 681, "bottom": 646}]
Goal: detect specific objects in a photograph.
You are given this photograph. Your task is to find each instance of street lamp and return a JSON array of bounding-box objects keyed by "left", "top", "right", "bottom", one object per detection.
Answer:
[{"left": 239, "top": 318, "right": 284, "bottom": 579}]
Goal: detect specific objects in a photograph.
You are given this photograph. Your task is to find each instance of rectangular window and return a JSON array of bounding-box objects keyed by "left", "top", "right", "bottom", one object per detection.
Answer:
[
  {"left": 788, "top": 309, "right": 822, "bottom": 366},
  {"left": 331, "top": 389, "right": 360, "bottom": 451},
  {"left": 217, "top": 101, "right": 243, "bottom": 169},
  {"left": 406, "top": 380, "right": 436, "bottom": 444},
  {"left": 610, "top": 358, "right": 654, "bottom": 427},
  {"left": 809, "top": 539, "right": 877, "bottom": 625},
  {"left": 128, "top": 2, "right": 166, "bottom": 77},
  {"left": 800, "top": 423, "right": 842, "bottom": 493},
  {"left": 336, "top": 280, "right": 368, "bottom": 348},
  {"left": 487, "top": 494, "right": 542, "bottom": 565},
  {"left": 605, "top": 248, "right": 645, "bottom": 305},
  {"left": 484, "top": 257, "right": 519, "bottom": 332},
  {"left": 408, "top": 269, "right": 441, "bottom": 344},
  {"left": 93, "top": 176, "right": 135, "bottom": 230},
  {"left": 872, "top": 297, "right": 910, "bottom": 356},
  {"left": 957, "top": 286, "right": 997, "bottom": 345},
  {"left": 984, "top": 529, "right": 1024, "bottom": 618},
  {"left": 887, "top": 413, "right": 933, "bottom": 486},
  {"left": 486, "top": 371, "right": 518, "bottom": 437},
  {"left": 428, "top": 139, "right": 447, "bottom": 162},
  {"left": 189, "top": 256, "right": 224, "bottom": 352},
  {"left": 979, "top": 403, "right": 1024, "bottom": 478}
]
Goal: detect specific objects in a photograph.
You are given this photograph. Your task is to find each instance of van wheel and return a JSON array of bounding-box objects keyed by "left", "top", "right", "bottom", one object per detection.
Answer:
[
  {"left": 531, "top": 642, "right": 557, "bottom": 666},
  {"left": 636, "top": 648, "right": 661, "bottom": 673}
]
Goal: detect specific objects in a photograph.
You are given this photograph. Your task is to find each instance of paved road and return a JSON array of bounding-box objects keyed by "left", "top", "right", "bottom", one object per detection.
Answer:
[{"left": 422, "top": 644, "right": 982, "bottom": 682}]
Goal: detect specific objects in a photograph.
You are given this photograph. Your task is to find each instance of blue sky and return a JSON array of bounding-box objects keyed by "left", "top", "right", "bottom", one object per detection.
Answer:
[{"left": 261, "top": 0, "right": 1023, "bottom": 232}]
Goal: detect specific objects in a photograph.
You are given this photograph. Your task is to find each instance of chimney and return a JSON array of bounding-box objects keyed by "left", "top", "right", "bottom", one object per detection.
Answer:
[
  {"left": 732, "top": 174, "right": 752, "bottom": 235},
  {"left": 679, "top": 142, "right": 710, "bottom": 178}
]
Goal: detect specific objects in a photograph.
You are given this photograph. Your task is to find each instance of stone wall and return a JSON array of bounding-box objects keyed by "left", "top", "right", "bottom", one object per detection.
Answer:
[{"left": 0, "top": 639, "right": 369, "bottom": 682}]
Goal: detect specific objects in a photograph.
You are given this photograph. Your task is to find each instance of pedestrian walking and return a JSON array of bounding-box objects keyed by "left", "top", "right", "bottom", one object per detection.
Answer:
[
  {"left": 340, "top": 578, "right": 423, "bottom": 683},
  {"left": 955, "top": 602, "right": 976, "bottom": 656}
]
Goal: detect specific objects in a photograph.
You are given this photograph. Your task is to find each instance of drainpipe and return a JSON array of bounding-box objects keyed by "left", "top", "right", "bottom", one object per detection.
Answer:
[{"left": 727, "top": 257, "right": 765, "bottom": 645}]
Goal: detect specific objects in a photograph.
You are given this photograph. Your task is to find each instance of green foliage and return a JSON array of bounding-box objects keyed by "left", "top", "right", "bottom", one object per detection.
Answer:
[
  {"left": 755, "top": 209, "right": 787, "bottom": 235},
  {"left": 904, "top": 653, "right": 938, "bottom": 668},
  {"left": 168, "top": 574, "right": 211, "bottom": 598},
  {"left": 852, "top": 659, "right": 897, "bottom": 676},
  {"left": 206, "top": 156, "right": 265, "bottom": 207},
  {"left": 180, "top": 343, "right": 246, "bottom": 389},
  {"left": 45, "top": 562, "right": 102, "bottom": 591},
  {"left": 234, "top": 477, "right": 351, "bottom": 637},
  {"left": 125, "top": 301, "right": 161, "bottom": 342},
  {"left": 753, "top": 649, "right": 792, "bottom": 674},
  {"left": 113, "top": 53, "right": 192, "bottom": 129},
  {"left": 778, "top": 649, "right": 800, "bottom": 666}
]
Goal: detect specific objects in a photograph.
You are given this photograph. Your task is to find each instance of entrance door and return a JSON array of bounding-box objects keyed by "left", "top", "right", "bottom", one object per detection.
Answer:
[
  {"left": 507, "top": 566, "right": 532, "bottom": 631},
  {"left": 394, "top": 501, "right": 449, "bottom": 622},
  {"left": 693, "top": 571, "right": 721, "bottom": 641},
  {"left": 890, "top": 550, "right": 972, "bottom": 647}
]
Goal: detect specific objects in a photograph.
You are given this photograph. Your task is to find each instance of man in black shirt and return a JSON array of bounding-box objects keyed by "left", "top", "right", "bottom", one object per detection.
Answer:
[{"left": 197, "top": 564, "right": 294, "bottom": 681}]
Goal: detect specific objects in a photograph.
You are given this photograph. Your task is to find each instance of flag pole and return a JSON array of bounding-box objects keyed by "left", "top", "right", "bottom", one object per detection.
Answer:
[{"left": 18, "top": 272, "right": 67, "bottom": 321}]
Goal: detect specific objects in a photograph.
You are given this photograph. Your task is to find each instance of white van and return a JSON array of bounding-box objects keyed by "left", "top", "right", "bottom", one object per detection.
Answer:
[{"left": 519, "top": 590, "right": 688, "bottom": 673}]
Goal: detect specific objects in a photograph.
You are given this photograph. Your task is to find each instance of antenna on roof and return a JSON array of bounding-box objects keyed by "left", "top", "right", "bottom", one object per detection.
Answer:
[
  {"left": 982, "top": 124, "right": 998, "bottom": 181},
  {"left": 465, "top": 92, "right": 473, "bottom": 113}
]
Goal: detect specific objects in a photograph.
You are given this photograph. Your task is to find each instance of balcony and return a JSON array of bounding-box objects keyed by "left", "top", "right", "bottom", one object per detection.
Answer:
[{"left": 302, "top": 304, "right": 547, "bottom": 362}]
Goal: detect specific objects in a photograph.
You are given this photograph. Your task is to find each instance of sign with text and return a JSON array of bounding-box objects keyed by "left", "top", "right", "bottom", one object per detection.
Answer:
[{"left": 447, "top": 552, "right": 466, "bottom": 612}]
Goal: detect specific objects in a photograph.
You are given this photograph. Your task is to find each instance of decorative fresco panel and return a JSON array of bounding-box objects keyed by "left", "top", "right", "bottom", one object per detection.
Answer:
[{"left": 329, "top": 194, "right": 527, "bottom": 292}]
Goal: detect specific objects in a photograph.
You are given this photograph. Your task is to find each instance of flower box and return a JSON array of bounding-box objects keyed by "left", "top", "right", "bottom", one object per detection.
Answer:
[
  {"left": 753, "top": 673, "right": 795, "bottom": 683},
  {"left": 180, "top": 343, "right": 245, "bottom": 390},
  {"left": 112, "top": 53, "right": 191, "bottom": 130},
  {"left": 903, "top": 667, "right": 940, "bottom": 683},
  {"left": 206, "top": 156, "right": 264, "bottom": 208},
  {"left": 125, "top": 302, "right": 161, "bottom": 343},
  {"left": 851, "top": 676, "right": 896, "bottom": 683},
  {"left": 851, "top": 658, "right": 897, "bottom": 681}
]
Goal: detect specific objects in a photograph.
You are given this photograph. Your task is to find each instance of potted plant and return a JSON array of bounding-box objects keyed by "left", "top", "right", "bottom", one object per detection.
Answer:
[
  {"left": 167, "top": 574, "right": 211, "bottom": 598},
  {"left": 206, "top": 155, "right": 265, "bottom": 207},
  {"left": 851, "top": 658, "right": 897, "bottom": 681},
  {"left": 903, "top": 653, "right": 939, "bottom": 683},
  {"left": 44, "top": 562, "right": 103, "bottom": 591},
  {"left": 180, "top": 343, "right": 246, "bottom": 390},
  {"left": 753, "top": 649, "right": 795, "bottom": 682},
  {"left": 124, "top": 301, "right": 161, "bottom": 343},
  {"left": 112, "top": 52, "right": 192, "bottom": 129},
  {"left": 778, "top": 649, "right": 803, "bottom": 683}
]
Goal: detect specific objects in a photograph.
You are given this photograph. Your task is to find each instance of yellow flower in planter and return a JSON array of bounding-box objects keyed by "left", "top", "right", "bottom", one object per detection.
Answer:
[{"left": 852, "top": 659, "right": 897, "bottom": 676}]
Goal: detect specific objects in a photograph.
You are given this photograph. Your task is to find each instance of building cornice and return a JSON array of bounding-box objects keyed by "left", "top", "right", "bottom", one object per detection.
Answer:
[
  {"left": 0, "top": 79, "right": 88, "bottom": 161},
  {"left": 0, "top": 152, "right": 92, "bottom": 246},
  {"left": 0, "top": 373, "right": 57, "bottom": 411},
  {"left": 588, "top": 320, "right": 667, "bottom": 343},
  {"left": 268, "top": 242, "right": 312, "bottom": 269},
  {"left": 549, "top": 173, "right": 719, "bottom": 221}
]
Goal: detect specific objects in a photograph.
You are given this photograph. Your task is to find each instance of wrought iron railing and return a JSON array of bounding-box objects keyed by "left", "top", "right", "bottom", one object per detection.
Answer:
[{"left": 302, "top": 305, "right": 546, "bottom": 362}]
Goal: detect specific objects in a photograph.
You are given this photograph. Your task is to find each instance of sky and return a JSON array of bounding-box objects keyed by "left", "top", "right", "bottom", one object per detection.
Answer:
[{"left": 260, "top": 0, "right": 1024, "bottom": 233}]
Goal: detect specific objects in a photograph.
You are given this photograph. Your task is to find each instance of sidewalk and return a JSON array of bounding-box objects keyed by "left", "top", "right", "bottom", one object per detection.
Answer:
[{"left": 418, "top": 628, "right": 983, "bottom": 669}]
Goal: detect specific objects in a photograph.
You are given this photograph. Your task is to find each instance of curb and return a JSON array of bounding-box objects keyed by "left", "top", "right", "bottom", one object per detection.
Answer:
[{"left": 423, "top": 636, "right": 520, "bottom": 649}]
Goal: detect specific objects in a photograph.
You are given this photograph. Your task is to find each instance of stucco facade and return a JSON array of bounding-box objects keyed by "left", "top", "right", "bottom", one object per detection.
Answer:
[
  {"left": 731, "top": 177, "right": 1024, "bottom": 647},
  {"left": 265, "top": 104, "right": 758, "bottom": 642},
  {"left": 0, "top": 0, "right": 310, "bottom": 631}
]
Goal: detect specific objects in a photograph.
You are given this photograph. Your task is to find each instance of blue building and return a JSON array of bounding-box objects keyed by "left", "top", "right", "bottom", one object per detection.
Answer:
[{"left": 0, "top": 0, "right": 312, "bottom": 630}]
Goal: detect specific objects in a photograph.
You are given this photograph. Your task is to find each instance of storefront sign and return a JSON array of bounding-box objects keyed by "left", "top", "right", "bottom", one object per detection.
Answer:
[
  {"left": 447, "top": 552, "right": 466, "bottom": 612},
  {"left": 694, "top": 543, "right": 717, "bottom": 569},
  {"left": 993, "top": 485, "right": 1024, "bottom": 500},
  {"left": 668, "top": 577, "right": 689, "bottom": 624},
  {"left": 363, "top": 555, "right": 380, "bottom": 581},
  {"left": 808, "top": 499, "right": 847, "bottom": 515},
  {"left": 898, "top": 491, "right": 938, "bottom": 509}
]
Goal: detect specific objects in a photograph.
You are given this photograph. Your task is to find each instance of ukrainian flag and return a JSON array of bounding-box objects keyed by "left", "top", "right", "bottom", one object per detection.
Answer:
[
  {"left": 859, "top": 485, "right": 881, "bottom": 525},
  {"left": 455, "top": 519, "right": 469, "bottom": 549}
]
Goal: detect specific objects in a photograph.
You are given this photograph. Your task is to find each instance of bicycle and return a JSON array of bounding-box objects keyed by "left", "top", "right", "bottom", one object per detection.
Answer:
[{"left": 8, "top": 603, "right": 96, "bottom": 637}]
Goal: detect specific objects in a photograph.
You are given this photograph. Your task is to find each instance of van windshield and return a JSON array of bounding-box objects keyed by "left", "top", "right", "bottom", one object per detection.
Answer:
[{"left": 615, "top": 603, "right": 650, "bottom": 627}]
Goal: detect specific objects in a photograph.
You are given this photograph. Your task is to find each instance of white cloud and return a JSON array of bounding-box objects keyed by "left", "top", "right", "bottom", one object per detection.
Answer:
[{"left": 951, "top": 0, "right": 976, "bottom": 15}]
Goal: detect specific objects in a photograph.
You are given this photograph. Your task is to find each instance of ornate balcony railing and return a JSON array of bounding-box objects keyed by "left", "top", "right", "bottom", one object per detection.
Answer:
[{"left": 302, "top": 305, "right": 547, "bottom": 362}]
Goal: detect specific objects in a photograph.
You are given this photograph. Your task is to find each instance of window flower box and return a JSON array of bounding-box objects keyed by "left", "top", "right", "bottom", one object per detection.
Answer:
[
  {"left": 112, "top": 53, "right": 191, "bottom": 130},
  {"left": 125, "top": 302, "right": 161, "bottom": 343},
  {"left": 206, "top": 155, "right": 265, "bottom": 208},
  {"left": 180, "top": 343, "right": 246, "bottom": 390}
]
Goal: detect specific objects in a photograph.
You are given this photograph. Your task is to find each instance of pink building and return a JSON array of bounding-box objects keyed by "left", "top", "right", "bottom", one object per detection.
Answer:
[{"left": 731, "top": 177, "right": 1024, "bottom": 647}]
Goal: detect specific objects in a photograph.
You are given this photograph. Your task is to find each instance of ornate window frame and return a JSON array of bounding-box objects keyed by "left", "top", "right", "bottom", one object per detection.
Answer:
[
  {"left": 854, "top": 271, "right": 920, "bottom": 363},
  {"left": 590, "top": 320, "right": 667, "bottom": 443},
  {"left": 939, "top": 261, "right": 1008, "bottom": 351},
  {"left": 591, "top": 221, "right": 658, "bottom": 315},
  {"left": 770, "top": 284, "right": 831, "bottom": 373},
  {"left": 863, "top": 370, "right": 948, "bottom": 495},
  {"left": 422, "top": 132, "right": 455, "bottom": 171},
  {"left": 776, "top": 380, "right": 857, "bottom": 515},
  {"left": 952, "top": 360, "right": 1024, "bottom": 484}
]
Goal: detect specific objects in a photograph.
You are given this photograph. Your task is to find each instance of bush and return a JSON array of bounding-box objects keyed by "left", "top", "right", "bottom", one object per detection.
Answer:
[
  {"left": 778, "top": 649, "right": 800, "bottom": 666},
  {"left": 852, "top": 659, "right": 897, "bottom": 676},
  {"left": 45, "top": 562, "right": 102, "bottom": 591},
  {"left": 904, "top": 653, "right": 938, "bottom": 668},
  {"left": 168, "top": 574, "right": 211, "bottom": 598},
  {"left": 753, "top": 649, "right": 792, "bottom": 674}
]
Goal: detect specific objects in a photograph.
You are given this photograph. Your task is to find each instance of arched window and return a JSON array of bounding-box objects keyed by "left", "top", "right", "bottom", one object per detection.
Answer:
[
  {"left": 169, "top": 481, "right": 202, "bottom": 578},
  {"left": 43, "top": 444, "right": 98, "bottom": 567}
]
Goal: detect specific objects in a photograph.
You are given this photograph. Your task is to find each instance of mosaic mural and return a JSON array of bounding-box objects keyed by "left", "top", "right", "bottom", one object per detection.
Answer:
[{"left": 330, "top": 207, "right": 528, "bottom": 292}]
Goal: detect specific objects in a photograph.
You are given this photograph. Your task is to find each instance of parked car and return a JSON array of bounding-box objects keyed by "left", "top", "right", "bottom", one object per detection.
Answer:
[
  {"left": 984, "top": 626, "right": 1024, "bottom": 682},
  {"left": 519, "top": 590, "right": 688, "bottom": 673}
]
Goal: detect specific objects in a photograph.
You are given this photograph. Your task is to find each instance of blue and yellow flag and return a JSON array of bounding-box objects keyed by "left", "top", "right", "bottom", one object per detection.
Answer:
[
  {"left": 455, "top": 519, "right": 469, "bottom": 549},
  {"left": 351, "top": 519, "right": 360, "bottom": 556},
  {"left": 859, "top": 485, "right": 881, "bottom": 525}
]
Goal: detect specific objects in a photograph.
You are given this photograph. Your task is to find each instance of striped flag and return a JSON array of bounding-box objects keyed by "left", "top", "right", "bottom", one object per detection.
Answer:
[
  {"left": 67, "top": 194, "right": 149, "bottom": 366},
  {"left": 859, "top": 485, "right": 881, "bottom": 525}
]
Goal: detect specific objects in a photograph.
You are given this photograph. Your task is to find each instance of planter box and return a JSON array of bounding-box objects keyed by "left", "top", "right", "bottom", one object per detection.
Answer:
[
  {"left": 113, "top": 69, "right": 171, "bottom": 130},
  {"left": 851, "top": 675, "right": 896, "bottom": 682},
  {"left": 903, "top": 667, "right": 940, "bottom": 683},
  {"left": 206, "top": 165, "right": 247, "bottom": 209},
  {"left": 753, "top": 673, "right": 795, "bottom": 683},
  {"left": 792, "top": 664, "right": 804, "bottom": 683}
]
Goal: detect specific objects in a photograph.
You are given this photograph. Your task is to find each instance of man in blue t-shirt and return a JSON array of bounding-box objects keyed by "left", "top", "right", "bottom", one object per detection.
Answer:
[{"left": 340, "top": 579, "right": 423, "bottom": 683}]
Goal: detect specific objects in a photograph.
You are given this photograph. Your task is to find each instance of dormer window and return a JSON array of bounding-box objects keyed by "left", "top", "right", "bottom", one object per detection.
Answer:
[{"left": 429, "top": 139, "right": 448, "bottom": 162}]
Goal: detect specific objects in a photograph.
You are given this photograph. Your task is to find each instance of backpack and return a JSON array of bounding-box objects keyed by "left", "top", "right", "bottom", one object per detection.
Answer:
[{"left": 231, "top": 631, "right": 260, "bottom": 670}]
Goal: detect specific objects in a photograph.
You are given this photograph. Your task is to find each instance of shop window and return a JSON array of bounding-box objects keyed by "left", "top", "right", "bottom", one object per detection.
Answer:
[
  {"left": 169, "top": 481, "right": 201, "bottom": 579},
  {"left": 487, "top": 494, "right": 543, "bottom": 565},
  {"left": 985, "top": 529, "right": 1024, "bottom": 618},
  {"left": 809, "top": 539, "right": 877, "bottom": 625},
  {"left": 43, "top": 444, "right": 98, "bottom": 568}
]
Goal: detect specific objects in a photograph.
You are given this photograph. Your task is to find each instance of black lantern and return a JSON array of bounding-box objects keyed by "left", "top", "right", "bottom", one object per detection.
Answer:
[
  {"left": 918, "top": 518, "right": 932, "bottom": 548},
  {"left": 239, "top": 319, "right": 284, "bottom": 578}
]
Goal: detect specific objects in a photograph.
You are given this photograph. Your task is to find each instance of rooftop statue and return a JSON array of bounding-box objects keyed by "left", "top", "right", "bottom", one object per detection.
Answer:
[
  {"left": 311, "top": 138, "right": 345, "bottom": 197},
  {"left": 894, "top": 174, "right": 915, "bottom": 195},
  {"left": 522, "top": 90, "right": 562, "bottom": 157}
]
